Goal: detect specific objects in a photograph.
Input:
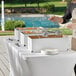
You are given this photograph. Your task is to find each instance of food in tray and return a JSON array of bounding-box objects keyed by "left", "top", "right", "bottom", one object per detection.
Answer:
[
  {"left": 25, "top": 27, "right": 44, "bottom": 30},
  {"left": 25, "top": 27, "right": 38, "bottom": 30},
  {"left": 22, "top": 30, "right": 43, "bottom": 34},
  {"left": 22, "top": 31, "right": 33, "bottom": 34},
  {"left": 16, "top": 27, "right": 43, "bottom": 30},
  {"left": 16, "top": 27, "right": 26, "bottom": 30}
]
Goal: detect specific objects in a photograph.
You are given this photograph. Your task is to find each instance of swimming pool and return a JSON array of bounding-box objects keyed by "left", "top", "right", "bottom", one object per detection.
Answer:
[{"left": 1, "top": 16, "right": 60, "bottom": 28}]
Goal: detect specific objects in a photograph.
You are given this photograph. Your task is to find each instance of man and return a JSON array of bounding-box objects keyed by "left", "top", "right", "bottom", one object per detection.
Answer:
[{"left": 48, "top": 0, "right": 76, "bottom": 29}]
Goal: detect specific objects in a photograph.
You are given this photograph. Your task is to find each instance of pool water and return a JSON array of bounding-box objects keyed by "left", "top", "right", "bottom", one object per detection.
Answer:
[{"left": 2, "top": 16, "right": 60, "bottom": 28}]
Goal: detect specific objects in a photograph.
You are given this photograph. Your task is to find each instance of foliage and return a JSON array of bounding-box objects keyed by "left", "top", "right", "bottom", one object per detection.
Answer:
[
  {"left": 5, "top": 20, "right": 25, "bottom": 30},
  {"left": 5, "top": 0, "right": 61, "bottom": 8},
  {"left": 0, "top": 1, "right": 67, "bottom": 15},
  {"left": 65, "top": 0, "right": 72, "bottom": 5},
  {"left": 5, "top": 0, "right": 61, "bottom": 4},
  {"left": 43, "top": 4, "right": 55, "bottom": 12},
  {"left": 65, "top": 0, "right": 72, "bottom": 2}
]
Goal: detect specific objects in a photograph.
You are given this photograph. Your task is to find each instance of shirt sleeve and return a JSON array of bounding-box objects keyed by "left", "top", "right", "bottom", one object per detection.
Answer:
[{"left": 62, "top": 3, "right": 72, "bottom": 24}]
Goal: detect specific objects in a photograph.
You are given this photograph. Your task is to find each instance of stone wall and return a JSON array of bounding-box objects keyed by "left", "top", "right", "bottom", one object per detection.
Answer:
[{"left": 4, "top": 7, "right": 47, "bottom": 14}]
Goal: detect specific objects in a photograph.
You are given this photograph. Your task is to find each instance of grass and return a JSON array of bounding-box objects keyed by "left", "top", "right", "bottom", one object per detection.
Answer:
[
  {"left": 0, "top": 28, "right": 72, "bottom": 36},
  {"left": 48, "top": 28, "right": 72, "bottom": 35},
  {"left": 2, "top": 1, "right": 67, "bottom": 7},
  {"left": 59, "top": 28, "right": 72, "bottom": 35},
  {"left": 0, "top": 31, "right": 14, "bottom": 36},
  {"left": 0, "top": 1, "right": 67, "bottom": 15}
]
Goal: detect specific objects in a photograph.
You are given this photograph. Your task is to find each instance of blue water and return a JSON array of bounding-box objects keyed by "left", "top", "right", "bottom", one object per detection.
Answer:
[{"left": 1, "top": 16, "right": 60, "bottom": 28}]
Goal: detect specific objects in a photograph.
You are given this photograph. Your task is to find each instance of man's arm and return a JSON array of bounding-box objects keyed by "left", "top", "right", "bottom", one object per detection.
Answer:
[
  {"left": 62, "top": 3, "right": 72, "bottom": 24},
  {"left": 48, "top": 4, "right": 72, "bottom": 24}
]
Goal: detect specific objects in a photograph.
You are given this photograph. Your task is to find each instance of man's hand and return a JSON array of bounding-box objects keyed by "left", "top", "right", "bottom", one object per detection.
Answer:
[
  {"left": 48, "top": 16, "right": 63, "bottom": 23},
  {"left": 67, "top": 23, "right": 76, "bottom": 29}
]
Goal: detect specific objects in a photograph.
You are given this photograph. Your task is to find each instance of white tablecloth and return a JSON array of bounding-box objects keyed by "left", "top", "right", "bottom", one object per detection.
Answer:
[
  {"left": 7, "top": 39, "right": 76, "bottom": 76},
  {"left": 20, "top": 51, "right": 76, "bottom": 76},
  {"left": 6, "top": 39, "right": 31, "bottom": 76}
]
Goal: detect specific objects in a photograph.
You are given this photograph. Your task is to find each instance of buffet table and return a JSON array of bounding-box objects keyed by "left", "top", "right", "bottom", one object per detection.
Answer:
[
  {"left": 7, "top": 27, "right": 76, "bottom": 76},
  {"left": 7, "top": 38, "right": 76, "bottom": 76}
]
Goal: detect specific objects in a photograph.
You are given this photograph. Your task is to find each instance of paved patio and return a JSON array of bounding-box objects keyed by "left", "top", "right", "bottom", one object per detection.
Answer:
[{"left": 0, "top": 36, "right": 11, "bottom": 76}]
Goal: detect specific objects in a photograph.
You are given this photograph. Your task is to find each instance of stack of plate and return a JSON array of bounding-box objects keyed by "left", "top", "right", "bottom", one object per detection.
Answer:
[{"left": 41, "top": 49, "right": 59, "bottom": 55}]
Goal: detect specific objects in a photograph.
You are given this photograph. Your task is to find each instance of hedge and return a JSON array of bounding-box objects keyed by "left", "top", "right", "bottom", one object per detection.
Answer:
[{"left": 5, "top": 20, "right": 25, "bottom": 30}]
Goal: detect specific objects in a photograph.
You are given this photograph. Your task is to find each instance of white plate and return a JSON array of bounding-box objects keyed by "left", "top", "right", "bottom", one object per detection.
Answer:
[{"left": 41, "top": 49, "right": 59, "bottom": 55}]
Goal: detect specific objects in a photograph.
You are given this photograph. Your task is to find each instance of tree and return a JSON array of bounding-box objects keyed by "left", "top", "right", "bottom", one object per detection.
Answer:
[
  {"left": 62, "top": 0, "right": 65, "bottom": 2},
  {"left": 66, "top": 0, "right": 71, "bottom": 5}
]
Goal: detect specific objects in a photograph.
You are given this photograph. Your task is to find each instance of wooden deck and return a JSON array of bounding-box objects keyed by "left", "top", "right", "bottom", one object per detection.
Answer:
[
  {"left": 0, "top": 53, "right": 10, "bottom": 76},
  {"left": 0, "top": 36, "right": 10, "bottom": 76}
]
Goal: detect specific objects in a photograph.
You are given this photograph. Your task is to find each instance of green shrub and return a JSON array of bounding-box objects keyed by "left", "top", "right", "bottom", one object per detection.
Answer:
[
  {"left": 0, "top": 26, "right": 1, "bottom": 30},
  {"left": 49, "top": 4, "right": 55, "bottom": 12},
  {"left": 5, "top": 20, "right": 15, "bottom": 30},
  {"left": 5, "top": 20, "right": 25, "bottom": 30},
  {"left": 43, "top": 4, "right": 55, "bottom": 12},
  {"left": 14, "top": 20, "right": 25, "bottom": 27}
]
